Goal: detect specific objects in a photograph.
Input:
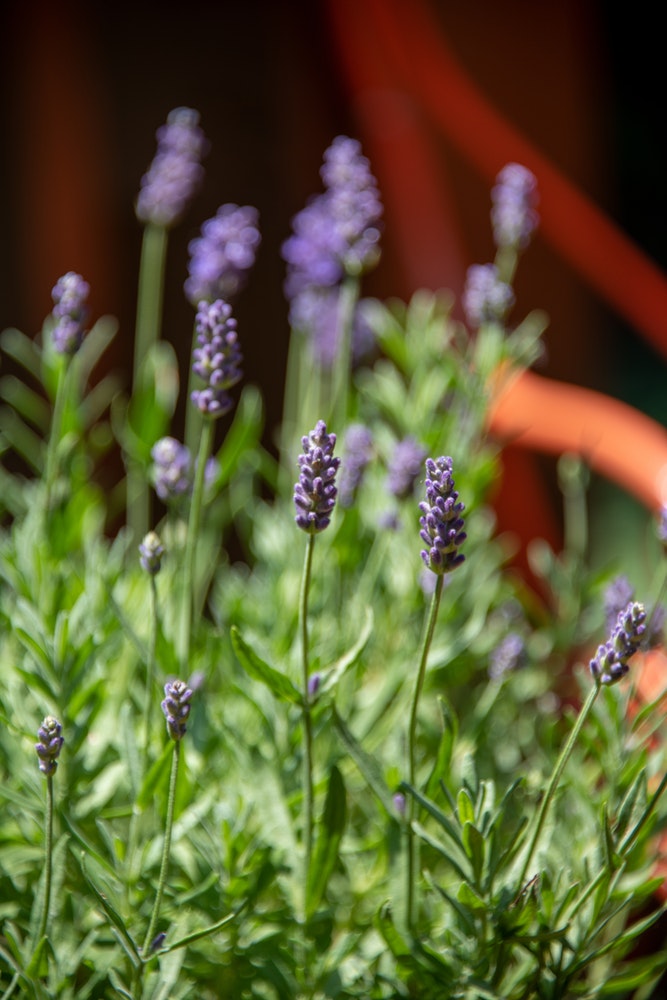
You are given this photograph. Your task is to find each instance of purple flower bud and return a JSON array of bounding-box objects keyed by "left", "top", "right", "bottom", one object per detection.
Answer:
[
  {"left": 151, "top": 437, "right": 192, "bottom": 502},
  {"left": 589, "top": 601, "right": 646, "bottom": 685},
  {"left": 148, "top": 932, "right": 167, "bottom": 954},
  {"left": 136, "top": 107, "right": 208, "bottom": 228},
  {"left": 161, "top": 679, "right": 192, "bottom": 740},
  {"left": 308, "top": 673, "right": 321, "bottom": 698},
  {"left": 462, "top": 263, "right": 515, "bottom": 328},
  {"left": 393, "top": 792, "right": 406, "bottom": 817},
  {"left": 339, "top": 424, "right": 374, "bottom": 508},
  {"left": 387, "top": 437, "right": 427, "bottom": 501},
  {"left": 294, "top": 420, "right": 340, "bottom": 534},
  {"left": 50, "top": 272, "right": 90, "bottom": 356},
  {"left": 491, "top": 162, "right": 539, "bottom": 250},
  {"left": 185, "top": 203, "right": 260, "bottom": 305},
  {"left": 419, "top": 457, "right": 467, "bottom": 575},
  {"left": 489, "top": 632, "right": 526, "bottom": 680},
  {"left": 139, "top": 531, "right": 164, "bottom": 575},
  {"left": 35, "top": 716, "right": 64, "bottom": 776},
  {"left": 190, "top": 299, "right": 243, "bottom": 418}
]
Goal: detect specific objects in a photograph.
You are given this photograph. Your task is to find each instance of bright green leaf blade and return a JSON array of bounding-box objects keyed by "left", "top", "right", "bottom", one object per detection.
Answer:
[
  {"left": 306, "top": 765, "right": 347, "bottom": 918},
  {"left": 230, "top": 626, "right": 302, "bottom": 704}
]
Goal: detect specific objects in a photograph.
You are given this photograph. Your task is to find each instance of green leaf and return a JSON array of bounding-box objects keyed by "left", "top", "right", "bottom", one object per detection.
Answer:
[
  {"left": 332, "top": 707, "right": 396, "bottom": 816},
  {"left": 457, "top": 789, "right": 475, "bottom": 826},
  {"left": 425, "top": 697, "right": 458, "bottom": 799},
  {"left": 457, "top": 881, "right": 487, "bottom": 912},
  {"left": 306, "top": 765, "right": 347, "bottom": 918},
  {"left": 79, "top": 855, "right": 140, "bottom": 964},
  {"left": 230, "top": 626, "right": 301, "bottom": 704},
  {"left": 462, "top": 822, "right": 485, "bottom": 883},
  {"left": 319, "top": 606, "right": 373, "bottom": 697}
]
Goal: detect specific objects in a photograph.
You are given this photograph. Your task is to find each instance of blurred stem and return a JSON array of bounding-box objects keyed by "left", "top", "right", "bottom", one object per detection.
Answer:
[
  {"left": 131, "top": 741, "right": 180, "bottom": 999},
  {"left": 406, "top": 574, "right": 444, "bottom": 931},
  {"left": 516, "top": 682, "right": 600, "bottom": 891},
  {"left": 180, "top": 418, "right": 214, "bottom": 671},
  {"left": 299, "top": 532, "right": 316, "bottom": 921},
  {"left": 143, "top": 575, "right": 159, "bottom": 753},
  {"left": 128, "top": 223, "right": 169, "bottom": 546},
  {"left": 36, "top": 776, "right": 54, "bottom": 945},
  {"left": 559, "top": 453, "right": 588, "bottom": 564},
  {"left": 44, "top": 359, "right": 70, "bottom": 512},
  {"left": 494, "top": 245, "right": 519, "bottom": 286},
  {"left": 184, "top": 318, "right": 202, "bottom": 455},
  {"left": 331, "top": 276, "right": 360, "bottom": 431}
]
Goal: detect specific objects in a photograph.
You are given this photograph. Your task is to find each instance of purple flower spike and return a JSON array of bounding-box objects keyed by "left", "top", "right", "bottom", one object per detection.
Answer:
[
  {"left": 185, "top": 203, "right": 261, "bottom": 305},
  {"left": 136, "top": 107, "right": 208, "bottom": 228},
  {"left": 35, "top": 716, "right": 64, "bottom": 776},
  {"left": 419, "top": 457, "right": 467, "bottom": 575},
  {"left": 161, "top": 679, "right": 192, "bottom": 740},
  {"left": 462, "top": 263, "right": 515, "bottom": 328},
  {"left": 139, "top": 531, "right": 164, "bottom": 575},
  {"left": 50, "top": 272, "right": 90, "bottom": 356},
  {"left": 294, "top": 420, "right": 340, "bottom": 533},
  {"left": 387, "top": 437, "right": 427, "bottom": 501},
  {"left": 589, "top": 601, "right": 646, "bottom": 685},
  {"left": 339, "top": 424, "right": 374, "bottom": 508},
  {"left": 489, "top": 632, "right": 526, "bottom": 680},
  {"left": 491, "top": 162, "right": 539, "bottom": 250},
  {"left": 190, "top": 299, "right": 243, "bottom": 418},
  {"left": 151, "top": 437, "right": 192, "bottom": 502}
]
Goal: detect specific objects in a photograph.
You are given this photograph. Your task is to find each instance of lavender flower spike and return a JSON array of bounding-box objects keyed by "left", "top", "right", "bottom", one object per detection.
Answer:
[
  {"left": 151, "top": 437, "right": 192, "bottom": 502},
  {"left": 136, "top": 107, "right": 208, "bottom": 228},
  {"left": 185, "top": 203, "right": 261, "bottom": 305},
  {"left": 339, "top": 424, "right": 373, "bottom": 508},
  {"left": 191, "top": 299, "right": 243, "bottom": 417},
  {"left": 50, "top": 271, "right": 90, "bottom": 356},
  {"left": 590, "top": 600, "right": 646, "bottom": 686},
  {"left": 35, "top": 716, "right": 64, "bottom": 776},
  {"left": 387, "top": 437, "right": 427, "bottom": 501},
  {"left": 139, "top": 531, "right": 165, "bottom": 575},
  {"left": 161, "top": 680, "right": 193, "bottom": 740},
  {"left": 294, "top": 420, "right": 340, "bottom": 533},
  {"left": 419, "top": 457, "right": 467, "bottom": 575},
  {"left": 462, "top": 263, "right": 515, "bottom": 328},
  {"left": 491, "top": 162, "right": 539, "bottom": 250}
]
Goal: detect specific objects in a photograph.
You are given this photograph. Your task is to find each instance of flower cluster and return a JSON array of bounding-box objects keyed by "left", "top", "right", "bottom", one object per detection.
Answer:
[
  {"left": 139, "top": 531, "right": 164, "bottom": 575},
  {"left": 462, "top": 263, "right": 515, "bottom": 328},
  {"left": 491, "top": 162, "right": 539, "bottom": 250},
  {"left": 161, "top": 680, "right": 192, "bottom": 740},
  {"left": 489, "top": 632, "right": 526, "bottom": 680},
  {"left": 191, "top": 300, "right": 243, "bottom": 417},
  {"left": 419, "top": 456, "right": 467, "bottom": 575},
  {"left": 387, "top": 437, "right": 428, "bottom": 501},
  {"left": 151, "top": 437, "right": 219, "bottom": 503},
  {"left": 35, "top": 716, "right": 64, "bottom": 776},
  {"left": 185, "top": 203, "right": 261, "bottom": 305},
  {"left": 294, "top": 420, "right": 340, "bottom": 533},
  {"left": 339, "top": 424, "right": 374, "bottom": 508},
  {"left": 282, "top": 136, "right": 382, "bottom": 368},
  {"left": 135, "top": 107, "right": 208, "bottom": 228},
  {"left": 50, "top": 272, "right": 90, "bottom": 356},
  {"left": 589, "top": 601, "right": 646, "bottom": 685}
]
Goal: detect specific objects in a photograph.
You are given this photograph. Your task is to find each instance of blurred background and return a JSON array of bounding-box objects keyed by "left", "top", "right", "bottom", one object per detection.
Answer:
[{"left": 0, "top": 0, "right": 665, "bottom": 572}]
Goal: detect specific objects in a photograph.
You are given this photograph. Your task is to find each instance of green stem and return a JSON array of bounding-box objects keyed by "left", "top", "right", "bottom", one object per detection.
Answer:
[
  {"left": 516, "top": 682, "right": 600, "bottom": 891},
  {"left": 128, "top": 223, "right": 169, "bottom": 546},
  {"left": 36, "top": 776, "right": 54, "bottom": 944},
  {"left": 143, "top": 575, "right": 159, "bottom": 753},
  {"left": 331, "top": 276, "right": 360, "bottom": 431},
  {"left": 180, "top": 418, "right": 214, "bottom": 671},
  {"left": 132, "top": 741, "right": 181, "bottom": 998},
  {"left": 406, "top": 574, "right": 444, "bottom": 931},
  {"left": 183, "top": 319, "right": 202, "bottom": 455},
  {"left": 44, "top": 360, "right": 70, "bottom": 511},
  {"left": 299, "top": 533, "right": 316, "bottom": 919}
]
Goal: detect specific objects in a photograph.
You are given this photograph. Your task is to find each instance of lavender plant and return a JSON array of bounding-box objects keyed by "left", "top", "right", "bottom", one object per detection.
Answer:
[{"left": 1, "top": 117, "right": 667, "bottom": 1000}]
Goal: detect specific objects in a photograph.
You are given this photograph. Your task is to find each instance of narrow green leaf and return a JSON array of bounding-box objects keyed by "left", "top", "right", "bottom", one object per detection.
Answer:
[
  {"left": 457, "top": 789, "right": 475, "bottom": 826},
  {"left": 0, "top": 327, "right": 42, "bottom": 380},
  {"left": 425, "top": 697, "right": 458, "bottom": 799},
  {"left": 402, "top": 782, "right": 465, "bottom": 852},
  {"left": 306, "top": 765, "right": 347, "bottom": 918},
  {"left": 332, "top": 707, "right": 396, "bottom": 816},
  {"left": 230, "top": 627, "right": 301, "bottom": 704},
  {"left": 79, "top": 856, "right": 140, "bottom": 964},
  {"left": 457, "top": 881, "right": 487, "bottom": 911},
  {"left": 0, "top": 375, "right": 50, "bottom": 431},
  {"left": 319, "top": 607, "right": 373, "bottom": 697},
  {"left": 462, "top": 822, "right": 485, "bottom": 883},
  {"left": 163, "top": 903, "right": 247, "bottom": 953},
  {"left": 137, "top": 741, "right": 174, "bottom": 809}
]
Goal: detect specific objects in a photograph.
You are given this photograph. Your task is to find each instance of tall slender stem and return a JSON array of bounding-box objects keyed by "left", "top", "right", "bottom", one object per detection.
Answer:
[
  {"left": 128, "top": 223, "right": 169, "bottom": 545},
  {"left": 516, "top": 682, "right": 600, "bottom": 891},
  {"left": 331, "top": 276, "right": 359, "bottom": 431},
  {"left": 143, "top": 575, "right": 159, "bottom": 753},
  {"left": 44, "top": 361, "right": 70, "bottom": 511},
  {"left": 406, "top": 574, "right": 444, "bottom": 930},
  {"left": 36, "top": 776, "right": 54, "bottom": 945},
  {"left": 131, "top": 742, "right": 180, "bottom": 999},
  {"left": 299, "top": 533, "right": 316, "bottom": 915},
  {"left": 180, "top": 418, "right": 214, "bottom": 671}
]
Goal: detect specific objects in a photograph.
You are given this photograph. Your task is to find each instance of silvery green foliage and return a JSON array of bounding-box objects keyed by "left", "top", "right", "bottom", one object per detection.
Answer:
[{"left": 0, "top": 133, "right": 666, "bottom": 1000}]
